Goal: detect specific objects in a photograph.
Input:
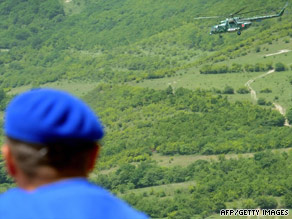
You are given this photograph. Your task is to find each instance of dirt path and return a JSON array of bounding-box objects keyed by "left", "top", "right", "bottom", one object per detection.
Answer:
[
  {"left": 245, "top": 69, "right": 290, "bottom": 126},
  {"left": 264, "top": 49, "right": 291, "bottom": 57},
  {"left": 274, "top": 103, "right": 290, "bottom": 126},
  {"left": 245, "top": 69, "right": 275, "bottom": 101},
  {"left": 274, "top": 103, "right": 286, "bottom": 115}
]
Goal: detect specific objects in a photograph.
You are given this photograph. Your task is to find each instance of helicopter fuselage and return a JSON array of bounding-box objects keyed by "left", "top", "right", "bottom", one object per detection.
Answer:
[
  {"left": 208, "top": 2, "right": 287, "bottom": 36},
  {"left": 210, "top": 18, "right": 252, "bottom": 35}
]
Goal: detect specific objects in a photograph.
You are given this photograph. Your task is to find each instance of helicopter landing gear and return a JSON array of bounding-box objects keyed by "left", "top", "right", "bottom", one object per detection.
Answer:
[{"left": 237, "top": 31, "right": 241, "bottom": 35}]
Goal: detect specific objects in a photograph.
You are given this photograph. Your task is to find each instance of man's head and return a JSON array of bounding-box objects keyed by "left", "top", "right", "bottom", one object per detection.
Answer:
[{"left": 2, "top": 88, "right": 104, "bottom": 188}]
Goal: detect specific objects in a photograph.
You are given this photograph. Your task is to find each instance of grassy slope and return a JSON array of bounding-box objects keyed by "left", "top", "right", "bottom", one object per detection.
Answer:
[
  {"left": 134, "top": 36, "right": 292, "bottom": 109},
  {"left": 8, "top": 80, "right": 98, "bottom": 97},
  {"left": 9, "top": 36, "right": 292, "bottom": 109}
]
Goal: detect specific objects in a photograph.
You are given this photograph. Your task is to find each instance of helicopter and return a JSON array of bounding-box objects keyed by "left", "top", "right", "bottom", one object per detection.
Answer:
[{"left": 195, "top": 2, "right": 288, "bottom": 36}]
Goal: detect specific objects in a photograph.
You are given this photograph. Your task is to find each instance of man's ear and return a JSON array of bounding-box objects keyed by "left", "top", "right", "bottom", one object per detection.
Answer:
[
  {"left": 87, "top": 143, "right": 100, "bottom": 173},
  {"left": 1, "top": 144, "right": 17, "bottom": 177}
]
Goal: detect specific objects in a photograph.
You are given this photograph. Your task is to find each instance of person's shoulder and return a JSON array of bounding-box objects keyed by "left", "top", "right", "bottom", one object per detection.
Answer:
[
  {"left": 92, "top": 186, "right": 148, "bottom": 218},
  {"left": 79, "top": 180, "right": 149, "bottom": 219},
  {"left": 0, "top": 187, "right": 23, "bottom": 204},
  {"left": 40, "top": 179, "right": 149, "bottom": 219},
  {"left": 0, "top": 180, "right": 149, "bottom": 219},
  {"left": 0, "top": 188, "right": 30, "bottom": 217}
]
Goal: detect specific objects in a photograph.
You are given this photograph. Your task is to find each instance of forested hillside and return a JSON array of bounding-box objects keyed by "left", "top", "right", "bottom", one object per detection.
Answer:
[
  {"left": 0, "top": 0, "right": 290, "bottom": 86},
  {"left": 1, "top": 0, "right": 292, "bottom": 218},
  {"left": 85, "top": 84, "right": 289, "bottom": 169}
]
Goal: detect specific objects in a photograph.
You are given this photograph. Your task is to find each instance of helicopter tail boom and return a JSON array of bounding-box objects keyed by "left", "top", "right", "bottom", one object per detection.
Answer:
[
  {"left": 242, "top": 2, "right": 288, "bottom": 22},
  {"left": 278, "top": 2, "right": 288, "bottom": 17}
]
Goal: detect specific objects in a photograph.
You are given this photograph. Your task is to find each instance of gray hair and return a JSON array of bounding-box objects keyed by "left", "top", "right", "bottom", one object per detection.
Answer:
[{"left": 6, "top": 137, "right": 98, "bottom": 178}]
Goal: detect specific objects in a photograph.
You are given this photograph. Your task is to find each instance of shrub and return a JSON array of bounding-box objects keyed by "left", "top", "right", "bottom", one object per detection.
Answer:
[
  {"left": 275, "top": 62, "right": 286, "bottom": 72},
  {"left": 260, "top": 88, "right": 272, "bottom": 93},
  {"left": 237, "top": 87, "right": 249, "bottom": 94},
  {"left": 257, "top": 98, "right": 266, "bottom": 105},
  {"left": 242, "top": 199, "right": 257, "bottom": 209},
  {"left": 286, "top": 108, "right": 292, "bottom": 124},
  {"left": 284, "top": 192, "right": 292, "bottom": 208},
  {"left": 230, "top": 63, "right": 242, "bottom": 72},
  {"left": 212, "top": 88, "right": 222, "bottom": 94},
  {"left": 256, "top": 196, "right": 278, "bottom": 209},
  {"left": 223, "top": 86, "right": 234, "bottom": 94}
]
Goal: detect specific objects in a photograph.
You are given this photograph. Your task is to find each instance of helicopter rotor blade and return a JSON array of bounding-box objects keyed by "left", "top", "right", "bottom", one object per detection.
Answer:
[
  {"left": 194, "top": 16, "right": 221, "bottom": 20},
  {"left": 236, "top": 8, "right": 271, "bottom": 16},
  {"left": 230, "top": 7, "right": 247, "bottom": 17}
]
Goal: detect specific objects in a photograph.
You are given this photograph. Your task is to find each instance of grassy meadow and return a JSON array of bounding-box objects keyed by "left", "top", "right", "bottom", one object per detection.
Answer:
[
  {"left": 8, "top": 80, "right": 98, "bottom": 97},
  {"left": 134, "top": 36, "right": 292, "bottom": 112}
]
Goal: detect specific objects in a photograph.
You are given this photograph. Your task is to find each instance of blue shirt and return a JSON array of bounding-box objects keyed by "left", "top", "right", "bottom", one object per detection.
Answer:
[{"left": 0, "top": 178, "right": 147, "bottom": 219}]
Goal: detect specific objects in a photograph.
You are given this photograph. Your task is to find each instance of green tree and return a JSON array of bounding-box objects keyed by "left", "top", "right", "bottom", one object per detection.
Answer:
[
  {"left": 237, "top": 87, "right": 249, "bottom": 94},
  {"left": 257, "top": 98, "right": 266, "bottom": 105},
  {"left": 165, "top": 85, "right": 173, "bottom": 95},
  {"left": 275, "top": 62, "right": 286, "bottom": 72},
  {"left": 260, "top": 88, "right": 272, "bottom": 93},
  {"left": 286, "top": 108, "right": 292, "bottom": 124},
  {"left": 284, "top": 192, "right": 292, "bottom": 208},
  {"left": 223, "top": 86, "right": 234, "bottom": 94},
  {"left": 242, "top": 199, "right": 257, "bottom": 209},
  {"left": 255, "top": 196, "right": 278, "bottom": 209}
]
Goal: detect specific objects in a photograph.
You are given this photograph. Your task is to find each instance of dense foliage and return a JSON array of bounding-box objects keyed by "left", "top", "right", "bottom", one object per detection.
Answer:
[
  {"left": 92, "top": 151, "right": 292, "bottom": 218},
  {"left": 83, "top": 84, "right": 291, "bottom": 169},
  {"left": 200, "top": 62, "right": 273, "bottom": 74}
]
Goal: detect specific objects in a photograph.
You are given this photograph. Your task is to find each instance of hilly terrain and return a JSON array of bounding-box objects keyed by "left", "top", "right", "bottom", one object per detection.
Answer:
[{"left": 1, "top": 0, "right": 292, "bottom": 218}]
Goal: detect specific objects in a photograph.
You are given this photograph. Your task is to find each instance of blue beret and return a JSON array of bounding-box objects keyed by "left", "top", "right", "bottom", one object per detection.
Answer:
[{"left": 4, "top": 88, "right": 104, "bottom": 145}]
